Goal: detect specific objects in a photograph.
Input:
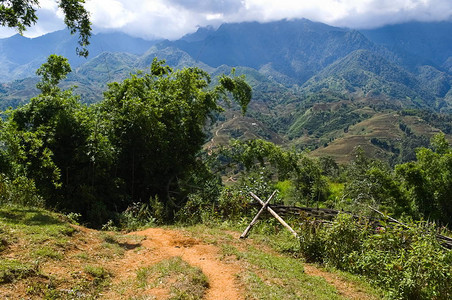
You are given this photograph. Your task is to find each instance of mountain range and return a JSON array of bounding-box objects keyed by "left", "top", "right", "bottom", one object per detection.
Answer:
[{"left": 1, "top": 18, "right": 452, "bottom": 163}]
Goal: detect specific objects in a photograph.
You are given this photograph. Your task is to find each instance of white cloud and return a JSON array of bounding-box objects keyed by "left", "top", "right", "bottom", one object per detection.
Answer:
[
  {"left": 239, "top": 0, "right": 452, "bottom": 28},
  {"left": 0, "top": 0, "right": 452, "bottom": 40},
  {"left": 85, "top": 0, "right": 136, "bottom": 29}
]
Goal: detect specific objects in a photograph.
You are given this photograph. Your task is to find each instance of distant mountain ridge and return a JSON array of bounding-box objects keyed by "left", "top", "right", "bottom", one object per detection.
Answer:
[
  {"left": 361, "top": 21, "right": 452, "bottom": 69},
  {"left": 169, "top": 19, "right": 383, "bottom": 84},
  {"left": 0, "top": 30, "right": 159, "bottom": 82}
]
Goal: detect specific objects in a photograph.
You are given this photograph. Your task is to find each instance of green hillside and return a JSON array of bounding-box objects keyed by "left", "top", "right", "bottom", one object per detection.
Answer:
[
  {"left": 1, "top": 53, "right": 452, "bottom": 300},
  {"left": 2, "top": 19, "right": 452, "bottom": 164}
]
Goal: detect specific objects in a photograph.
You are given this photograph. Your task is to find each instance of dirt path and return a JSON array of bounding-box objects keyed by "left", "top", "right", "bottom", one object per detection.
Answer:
[
  {"left": 101, "top": 227, "right": 376, "bottom": 300},
  {"left": 103, "top": 227, "right": 243, "bottom": 300}
]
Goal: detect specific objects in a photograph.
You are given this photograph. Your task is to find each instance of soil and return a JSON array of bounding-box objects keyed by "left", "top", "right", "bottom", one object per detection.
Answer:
[
  {"left": 104, "top": 227, "right": 244, "bottom": 299},
  {"left": 0, "top": 224, "right": 377, "bottom": 299},
  {"left": 104, "top": 227, "right": 376, "bottom": 300}
]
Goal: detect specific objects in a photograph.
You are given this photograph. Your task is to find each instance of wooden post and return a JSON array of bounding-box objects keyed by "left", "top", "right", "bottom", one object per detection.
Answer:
[
  {"left": 250, "top": 192, "right": 298, "bottom": 238},
  {"left": 240, "top": 190, "right": 276, "bottom": 239}
]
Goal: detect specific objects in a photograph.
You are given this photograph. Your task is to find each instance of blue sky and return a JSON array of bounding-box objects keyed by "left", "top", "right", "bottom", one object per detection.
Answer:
[{"left": 1, "top": 0, "right": 452, "bottom": 40}]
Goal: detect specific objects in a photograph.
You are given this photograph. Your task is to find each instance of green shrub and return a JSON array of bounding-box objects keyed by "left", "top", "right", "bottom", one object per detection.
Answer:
[
  {"left": 298, "top": 215, "right": 452, "bottom": 299},
  {"left": 354, "top": 223, "right": 452, "bottom": 300},
  {"left": 119, "top": 201, "right": 156, "bottom": 230},
  {"left": 322, "top": 214, "right": 366, "bottom": 269},
  {"left": 0, "top": 174, "right": 44, "bottom": 207},
  {"left": 298, "top": 220, "right": 325, "bottom": 263},
  {"left": 177, "top": 186, "right": 254, "bottom": 225}
]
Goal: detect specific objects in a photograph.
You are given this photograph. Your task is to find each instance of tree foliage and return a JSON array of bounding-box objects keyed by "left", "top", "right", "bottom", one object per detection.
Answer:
[
  {"left": 218, "top": 139, "right": 329, "bottom": 206},
  {"left": 396, "top": 133, "right": 452, "bottom": 225},
  {"left": 0, "top": 0, "right": 91, "bottom": 56},
  {"left": 0, "top": 56, "right": 251, "bottom": 225},
  {"left": 35, "top": 54, "right": 72, "bottom": 93}
]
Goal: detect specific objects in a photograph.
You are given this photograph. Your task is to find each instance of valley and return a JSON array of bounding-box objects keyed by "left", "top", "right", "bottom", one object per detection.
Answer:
[
  {"left": 1, "top": 11, "right": 452, "bottom": 299},
  {"left": 1, "top": 19, "right": 452, "bottom": 163}
]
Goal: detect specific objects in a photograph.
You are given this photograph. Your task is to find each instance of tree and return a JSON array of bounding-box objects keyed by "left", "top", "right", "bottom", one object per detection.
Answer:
[
  {"left": 0, "top": 56, "right": 251, "bottom": 224},
  {"left": 0, "top": 55, "right": 113, "bottom": 225},
  {"left": 4, "top": 55, "right": 88, "bottom": 198},
  {"left": 36, "top": 54, "right": 72, "bottom": 94},
  {"left": 99, "top": 59, "right": 251, "bottom": 218},
  {"left": 0, "top": 0, "right": 91, "bottom": 56},
  {"left": 396, "top": 133, "right": 452, "bottom": 225},
  {"left": 342, "top": 147, "right": 408, "bottom": 216}
]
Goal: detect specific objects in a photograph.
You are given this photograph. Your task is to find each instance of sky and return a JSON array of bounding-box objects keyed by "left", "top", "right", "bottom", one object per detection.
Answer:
[{"left": 1, "top": 0, "right": 452, "bottom": 40}]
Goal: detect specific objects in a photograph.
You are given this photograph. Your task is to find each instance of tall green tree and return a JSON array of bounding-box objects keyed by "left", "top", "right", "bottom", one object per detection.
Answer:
[
  {"left": 396, "top": 133, "right": 452, "bottom": 225},
  {"left": 342, "top": 147, "right": 408, "bottom": 215},
  {"left": 99, "top": 59, "right": 251, "bottom": 218},
  {"left": 0, "top": 0, "right": 91, "bottom": 56},
  {"left": 0, "top": 55, "right": 101, "bottom": 216},
  {"left": 0, "top": 56, "right": 251, "bottom": 224}
]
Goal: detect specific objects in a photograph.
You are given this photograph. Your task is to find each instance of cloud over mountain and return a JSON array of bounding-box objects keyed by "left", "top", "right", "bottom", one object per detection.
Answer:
[{"left": 1, "top": 0, "right": 452, "bottom": 40}]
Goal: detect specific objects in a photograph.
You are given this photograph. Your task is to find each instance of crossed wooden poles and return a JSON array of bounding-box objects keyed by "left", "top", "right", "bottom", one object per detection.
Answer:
[{"left": 240, "top": 191, "right": 298, "bottom": 239}]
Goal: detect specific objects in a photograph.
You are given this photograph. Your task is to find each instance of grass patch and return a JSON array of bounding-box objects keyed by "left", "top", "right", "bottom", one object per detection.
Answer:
[
  {"left": 0, "top": 205, "right": 134, "bottom": 298},
  {"left": 83, "top": 265, "right": 110, "bottom": 280},
  {"left": 227, "top": 244, "right": 344, "bottom": 299},
  {"left": 0, "top": 259, "right": 37, "bottom": 283},
  {"left": 33, "top": 246, "right": 63, "bottom": 260},
  {"left": 322, "top": 265, "right": 387, "bottom": 298},
  {"left": 0, "top": 206, "right": 77, "bottom": 243},
  {"left": 136, "top": 256, "right": 209, "bottom": 300},
  {"left": 184, "top": 223, "right": 383, "bottom": 299},
  {"left": 75, "top": 252, "right": 89, "bottom": 260},
  {"left": 98, "top": 232, "right": 144, "bottom": 258}
]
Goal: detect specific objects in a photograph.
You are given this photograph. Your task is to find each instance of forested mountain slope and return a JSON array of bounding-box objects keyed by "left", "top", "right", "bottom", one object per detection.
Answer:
[{"left": 1, "top": 18, "right": 452, "bottom": 162}]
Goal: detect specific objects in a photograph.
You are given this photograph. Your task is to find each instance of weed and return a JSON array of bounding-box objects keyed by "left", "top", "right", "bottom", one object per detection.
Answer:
[
  {"left": 75, "top": 252, "right": 89, "bottom": 260},
  {"left": 102, "top": 233, "right": 119, "bottom": 244},
  {"left": 0, "top": 259, "right": 37, "bottom": 283},
  {"left": 101, "top": 219, "right": 118, "bottom": 231},
  {"left": 65, "top": 212, "right": 82, "bottom": 225},
  {"left": 83, "top": 265, "right": 110, "bottom": 280},
  {"left": 0, "top": 227, "right": 9, "bottom": 251},
  {"left": 120, "top": 202, "right": 157, "bottom": 230},
  {"left": 33, "top": 246, "right": 63, "bottom": 260}
]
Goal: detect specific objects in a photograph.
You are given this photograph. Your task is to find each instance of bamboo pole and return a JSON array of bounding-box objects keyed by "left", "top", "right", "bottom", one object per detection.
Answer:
[
  {"left": 368, "top": 206, "right": 409, "bottom": 228},
  {"left": 369, "top": 205, "right": 452, "bottom": 249},
  {"left": 250, "top": 192, "right": 298, "bottom": 238},
  {"left": 240, "top": 190, "right": 276, "bottom": 239}
]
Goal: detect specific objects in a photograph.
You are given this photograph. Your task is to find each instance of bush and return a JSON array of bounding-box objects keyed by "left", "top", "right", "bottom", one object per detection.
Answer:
[
  {"left": 297, "top": 220, "right": 325, "bottom": 263},
  {"left": 119, "top": 201, "right": 157, "bottom": 231},
  {"left": 354, "top": 223, "right": 452, "bottom": 300},
  {"left": 322, "top": 214, "right": 366, "bottom": 269},
  {"left": 176, "top": 187, "right": 253, "bottom": 225},
  {"left": 298, "top": 215, "right": 452, "bottom": 299},
  {"left": 0, "top": 174, "right": 44, "bottom": 208}
]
